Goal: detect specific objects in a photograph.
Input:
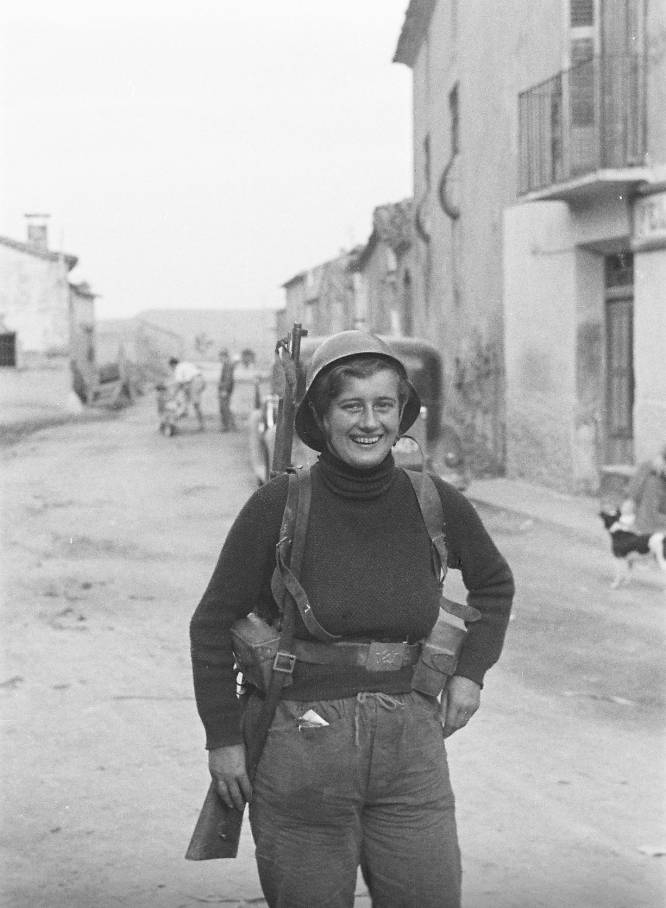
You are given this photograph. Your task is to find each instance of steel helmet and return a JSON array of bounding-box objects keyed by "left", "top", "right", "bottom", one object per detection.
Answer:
[{"left": 294, "top": 330, "right": 421, "bottom": 452}]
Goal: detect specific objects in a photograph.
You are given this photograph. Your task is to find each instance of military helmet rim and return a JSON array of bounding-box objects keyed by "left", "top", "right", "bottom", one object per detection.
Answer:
[{"left": 294, "top": 330, "right": 421, "bottom": 452}]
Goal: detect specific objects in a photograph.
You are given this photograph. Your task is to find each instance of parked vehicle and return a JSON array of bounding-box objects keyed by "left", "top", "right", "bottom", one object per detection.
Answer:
[{"left": 248, "top": 335, "right": 469, "bottom": 490}]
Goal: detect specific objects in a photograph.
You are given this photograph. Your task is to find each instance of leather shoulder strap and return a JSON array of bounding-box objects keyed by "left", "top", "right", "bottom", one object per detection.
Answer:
[
  {"left": 404, "top": 469, "right": 481, "bottom": 624},
  {"left": 270, "top": 470, "right": 299, "bottom": 611},
  {"left": 290, "top": 467, "right": 311, "bottom": 577},
  {"left": 271, "top": 467, "right": 341, "bottom": 643},
  {"left": 404, "top": 468, "right": 448, "bottom": 585}
]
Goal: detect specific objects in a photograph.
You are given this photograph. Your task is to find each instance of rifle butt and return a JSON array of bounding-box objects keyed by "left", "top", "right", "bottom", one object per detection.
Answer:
[{"left": 185, "top": 781, "right": 245, "bottom": 860}]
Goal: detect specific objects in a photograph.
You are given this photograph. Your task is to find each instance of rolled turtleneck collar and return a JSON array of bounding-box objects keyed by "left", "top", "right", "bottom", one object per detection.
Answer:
[{"left": 317, "top": 448, "right": 397, "bottom": 500}]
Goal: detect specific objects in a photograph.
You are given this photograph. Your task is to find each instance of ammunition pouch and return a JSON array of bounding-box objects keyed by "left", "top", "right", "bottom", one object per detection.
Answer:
[
  {"left": 411, "top": 599, "right": 481, "bottom": 698},
  {"left": 231, "top": 613, "right": 292, "bottom": 693}
]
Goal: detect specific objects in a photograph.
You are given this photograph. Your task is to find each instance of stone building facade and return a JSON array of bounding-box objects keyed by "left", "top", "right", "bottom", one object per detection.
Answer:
[
  {"left": 353, "top": 199, "right": 415, "bottom": 336},
  {"left": 0, "top": 224, "right": 97, "bottom": 398},
  {"left": 282, "top": 250, "right": 358, "bottom": 340},
  {"left": 395, "top": 0, "right": 666, "bottom": 490}
]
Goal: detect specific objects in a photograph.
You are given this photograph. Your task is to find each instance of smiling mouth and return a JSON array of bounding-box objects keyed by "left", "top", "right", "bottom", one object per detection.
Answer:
[{"left": 351, "top": 435, "right": 382, "bottom": 446}]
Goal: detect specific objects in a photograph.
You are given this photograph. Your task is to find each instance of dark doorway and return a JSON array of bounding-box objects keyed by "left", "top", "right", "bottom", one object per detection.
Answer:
[
  {"left": 604, "top": 253, "right": 634, "bottom": 464},
  {"left": 0, "top": 333, "right": 16, "bottom": 367}
]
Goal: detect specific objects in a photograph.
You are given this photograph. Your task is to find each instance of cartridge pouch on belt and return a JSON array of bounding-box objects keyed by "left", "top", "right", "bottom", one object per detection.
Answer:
[
  {"left": 411, "top": 599, "right": 481, "bottom": 698},
  {"left": 231, "top": 613, "right": 293, "bottom": 693}
]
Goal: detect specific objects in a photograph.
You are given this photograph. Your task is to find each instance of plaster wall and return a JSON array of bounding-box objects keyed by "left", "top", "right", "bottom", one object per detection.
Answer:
[
  {"left": 633, "top": 247, "right": 666, "bottom": 459},
  {"left": 0, "top": 246, "right": 69, "bottom": 356},
  {"left": 646, "top": 0, "right": 666, "bottom": 162},
  {"left": 573, "top": 248, "right": 605, "bottom": 491},
  {"left": 284, "top": 280, "right": 307, "bottom": 328},
  {"left": 362, "top": 244, "right": 393, "bottom": 335},
  {"left": 504, "top": 201, "right": 579, "bottom": 490}
]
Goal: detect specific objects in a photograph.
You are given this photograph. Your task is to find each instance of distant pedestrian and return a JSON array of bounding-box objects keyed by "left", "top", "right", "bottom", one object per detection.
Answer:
[
  {"left": 217, "top": 348, "right": 236, "bottom": 432},
  {"left": 168, "top": 357, "right": 206, "bottom": 431},
  {"left": 624, "top": 442, "right": 666, "bottom": 533}
]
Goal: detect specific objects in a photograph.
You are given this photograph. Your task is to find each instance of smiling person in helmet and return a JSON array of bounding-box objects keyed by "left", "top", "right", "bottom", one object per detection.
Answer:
[{"left": 190, "top": 330, "right": 514, "bottom": 908}]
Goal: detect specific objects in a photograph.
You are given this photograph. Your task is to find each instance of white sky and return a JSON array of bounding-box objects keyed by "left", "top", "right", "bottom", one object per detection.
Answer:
[{"left": 0, "top": 1, "right": 412, "bottom": 319}]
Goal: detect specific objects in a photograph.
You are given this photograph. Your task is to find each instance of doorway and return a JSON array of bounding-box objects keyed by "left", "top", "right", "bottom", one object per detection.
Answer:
[
  {"left": 604, "top": 252, "right": 634, "bottom": 464},
  {"left": 0, "top": 332, "right": 16, "bottom": 367}
]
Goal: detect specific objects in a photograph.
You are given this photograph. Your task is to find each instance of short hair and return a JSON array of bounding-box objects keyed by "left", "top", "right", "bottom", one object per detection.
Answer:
[{"left": 309, "top": 355, "right": 409, "bottom": 422}]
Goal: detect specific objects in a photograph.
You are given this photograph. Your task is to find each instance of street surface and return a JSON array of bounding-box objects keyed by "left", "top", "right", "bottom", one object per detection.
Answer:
[{"left": 1, "top": 389, "right": 665, "bottom": 908}]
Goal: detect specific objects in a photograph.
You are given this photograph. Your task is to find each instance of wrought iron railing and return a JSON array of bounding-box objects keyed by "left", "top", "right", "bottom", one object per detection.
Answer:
[{"left": 518, "top": 54, "right": 646, "bottom": 195}]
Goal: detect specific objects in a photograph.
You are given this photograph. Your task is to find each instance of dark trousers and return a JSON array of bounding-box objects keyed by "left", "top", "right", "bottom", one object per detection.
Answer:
[
  {"left": 218, "top": 391, "right": 235, "bottom": 431},
  {"left": 246, "top": 691, "right": 461, "bottom": 907}
]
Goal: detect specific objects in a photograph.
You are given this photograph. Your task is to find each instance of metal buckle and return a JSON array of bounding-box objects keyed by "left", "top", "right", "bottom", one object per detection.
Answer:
[
  {"left": 273, "top": 650, "right": 296, "bottom": 674},
  {"left": 365, "top": 642, "right": 406, "bottom": 672}
]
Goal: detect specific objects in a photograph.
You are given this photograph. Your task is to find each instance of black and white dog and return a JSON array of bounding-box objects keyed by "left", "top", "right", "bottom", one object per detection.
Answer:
[{"left": 599, "top": 505, "right": 666, "bottom": 589}]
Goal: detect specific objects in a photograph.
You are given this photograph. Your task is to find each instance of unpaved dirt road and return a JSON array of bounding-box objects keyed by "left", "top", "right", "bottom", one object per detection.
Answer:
[{"left": 1, "top": 392, "right": 665, "bottom": 907}]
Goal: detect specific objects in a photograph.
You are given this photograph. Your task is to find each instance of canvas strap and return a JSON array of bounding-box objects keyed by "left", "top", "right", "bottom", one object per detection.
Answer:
[
  {"left": 404, "top": 468, "right": 481, "bottom": 624},
  {"left": 270, "top": 467, "right": 341, "bottom": 643}
]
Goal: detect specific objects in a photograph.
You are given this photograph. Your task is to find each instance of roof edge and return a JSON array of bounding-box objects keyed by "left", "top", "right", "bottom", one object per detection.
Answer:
[
  {"left": 393, "top": 0, "right": 437, "bottom": 67},
  {"left": 0, "top": 235, "right": 78, "bottom": 270}
]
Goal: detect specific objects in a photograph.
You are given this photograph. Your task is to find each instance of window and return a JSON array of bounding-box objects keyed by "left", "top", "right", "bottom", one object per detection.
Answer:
[
  {"left": 605, "top": 251, "right": 634, "bottom": 287},
  {"left": 569, "top": 0, "right": 596, "bottom": 128},
  {"left": 570, "top": 39, "right": 595, "bottom": 126},
  {"left": 571, "top": 0, "right": 594, "bottom": 27}
]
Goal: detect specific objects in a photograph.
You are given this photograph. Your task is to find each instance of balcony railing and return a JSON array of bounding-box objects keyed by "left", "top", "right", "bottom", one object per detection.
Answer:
[{"left": 518, "top": 54, "right": 647, "bottom": 196}]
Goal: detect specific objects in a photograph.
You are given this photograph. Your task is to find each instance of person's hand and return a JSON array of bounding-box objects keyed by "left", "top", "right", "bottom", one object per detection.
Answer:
[
  {"left": 208, "top": 744, "right": 252, "bottom": 810},
  {"left": 439, "top": 675, "right": 481, "bottom": 738}
]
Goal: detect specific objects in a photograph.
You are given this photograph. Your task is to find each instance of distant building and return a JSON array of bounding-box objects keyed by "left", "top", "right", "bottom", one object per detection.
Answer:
[
  {"left": 282, "top": 250, "right": 359, "bottom": 338},
  {"left": 394, "top": 0, "right": 666, "bottom": 489},
  {"left": 353, "top": 199, "right": 414, "bottom": 336},
  {"left": 280, "top": 201, "right": 415, "bottom": 343},
  {"left": 0, "top": 217, "right": 98, "bottom": 397}
]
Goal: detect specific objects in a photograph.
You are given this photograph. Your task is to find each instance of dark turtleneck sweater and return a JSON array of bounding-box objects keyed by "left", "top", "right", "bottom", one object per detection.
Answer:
[{"left": 190, "top": 450, "right": 514, "bottom": 749}]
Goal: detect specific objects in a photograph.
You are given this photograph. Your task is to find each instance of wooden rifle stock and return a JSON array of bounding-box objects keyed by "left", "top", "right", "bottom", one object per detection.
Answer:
[
  {"left": 271, "top": 323, "right": 307, "bottom": 475},
  {"left": 185, "top": 781, "right": 244, "bottom": 860},
  {"left": 185, "top": 323, "right": 307, "bottom": 861}
]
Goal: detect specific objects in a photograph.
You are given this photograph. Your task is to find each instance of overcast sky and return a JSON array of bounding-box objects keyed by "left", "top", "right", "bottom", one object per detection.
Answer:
[{"left": 0, "top": 1, "right": 412, "bottom": 320}]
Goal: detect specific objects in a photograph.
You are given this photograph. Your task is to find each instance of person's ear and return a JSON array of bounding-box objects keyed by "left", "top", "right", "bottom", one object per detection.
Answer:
[{"left": 309, "top": 399, "right": 325, "bottom": 429}]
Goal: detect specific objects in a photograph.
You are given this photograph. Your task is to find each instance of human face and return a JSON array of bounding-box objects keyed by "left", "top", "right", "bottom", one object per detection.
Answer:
[{"left": 321, "top": 370, "right": 402, "bottom": 469}]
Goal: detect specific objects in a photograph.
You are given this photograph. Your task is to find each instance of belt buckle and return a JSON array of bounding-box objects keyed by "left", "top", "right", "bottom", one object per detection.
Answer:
[
  {"left": 365, "top": 642, "right": 405, "bottom": 672},
  {"left": 273, "top": 651, "right": 296, "bottom": 674}
]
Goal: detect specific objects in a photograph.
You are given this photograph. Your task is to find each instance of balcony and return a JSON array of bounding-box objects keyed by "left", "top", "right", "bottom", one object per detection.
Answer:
[{"left": 518, "top": 54, "right": 650, "bottom": 202}]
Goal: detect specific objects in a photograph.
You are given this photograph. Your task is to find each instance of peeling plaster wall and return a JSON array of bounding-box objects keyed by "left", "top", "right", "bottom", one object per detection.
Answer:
[
  {"left": 504, "top": 201, "right": 578, "bottom": 490},
  {"left": 573, "top": 249, "right": 605, "bottom": 492}
]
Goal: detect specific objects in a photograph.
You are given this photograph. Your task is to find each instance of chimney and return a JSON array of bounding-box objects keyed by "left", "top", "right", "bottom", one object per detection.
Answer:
[{"left": 24, "top": 213, "right": 50, "bottom": 252}]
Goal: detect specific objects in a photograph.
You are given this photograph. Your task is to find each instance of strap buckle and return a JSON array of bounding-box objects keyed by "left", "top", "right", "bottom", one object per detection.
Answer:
[
  {"left": 365, "top": 641, "right": 407, "bottom": 672},
  {"left": 273, "top": 650, "right": 297, "bottom": 674}
]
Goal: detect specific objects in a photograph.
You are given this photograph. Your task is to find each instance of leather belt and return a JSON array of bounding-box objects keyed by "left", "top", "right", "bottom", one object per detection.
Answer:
[{"left": 292, "top": 639, "right": 420, "bottom": 672}]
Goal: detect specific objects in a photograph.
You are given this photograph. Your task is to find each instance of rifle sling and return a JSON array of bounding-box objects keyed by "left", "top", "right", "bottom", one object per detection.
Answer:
[
  {"left": 247, "top": 467, "right": 310, "bottom": 779},
  {"left": 270, "top": 467, "right": 341, "bottom": 643}
]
